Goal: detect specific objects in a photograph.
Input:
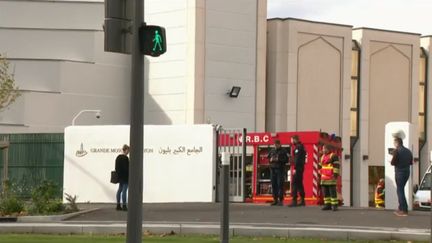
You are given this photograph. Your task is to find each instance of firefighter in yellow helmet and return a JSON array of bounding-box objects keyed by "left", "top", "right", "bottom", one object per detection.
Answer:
[
  {"left": 319, "top": 144, "right": 340, "bottom": 211},
  {"left": 374, "top": 178, "right": 385, "bottom": 208}
]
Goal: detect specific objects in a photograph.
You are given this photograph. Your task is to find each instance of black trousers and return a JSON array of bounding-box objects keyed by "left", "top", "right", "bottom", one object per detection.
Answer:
[
  {"left": 291, "top": 169, "right": 305, "bottom": 200},
  {"left": 271, "top": 167, "right": 285, "bottom": 201},
  {"left": 322, "top": 184, "right": 338, "bottom": 206}
]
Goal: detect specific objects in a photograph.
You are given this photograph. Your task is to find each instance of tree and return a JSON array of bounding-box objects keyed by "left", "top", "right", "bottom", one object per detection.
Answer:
[{"left": 0, "top": 54, "right": 20, "bottom": 111}]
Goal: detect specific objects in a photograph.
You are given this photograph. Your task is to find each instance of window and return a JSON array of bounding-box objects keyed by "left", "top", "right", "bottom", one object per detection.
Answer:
[
  {"left": 351, "top": 41, "right": 361, "bottom": 141},
  {"left": 419, "top": 48, "right": 427, "bottom": 148},
  {"left": 419, "top": 173, "right": 431, "bottom": 190}
]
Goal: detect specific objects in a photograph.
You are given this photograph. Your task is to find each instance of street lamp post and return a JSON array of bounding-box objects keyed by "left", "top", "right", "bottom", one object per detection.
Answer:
[
  {"left": 71, "top": 110, "right": 102, "bottom": 126},
  {"left": 220, "top": 151, "right": 230, "bottom": 243}
]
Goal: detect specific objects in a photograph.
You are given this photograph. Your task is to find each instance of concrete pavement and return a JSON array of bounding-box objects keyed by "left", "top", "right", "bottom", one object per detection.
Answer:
[{"left": 1, "top": 203, "right": 430, "bottom": 241}]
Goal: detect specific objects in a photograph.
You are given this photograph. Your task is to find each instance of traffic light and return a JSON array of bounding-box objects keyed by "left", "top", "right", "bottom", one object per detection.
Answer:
[
  {"left": 139, "top": 25, "right": 167, "bottom": 57},
  {"left": 104, "top": 0, "right": 132, "bottom": 54}
]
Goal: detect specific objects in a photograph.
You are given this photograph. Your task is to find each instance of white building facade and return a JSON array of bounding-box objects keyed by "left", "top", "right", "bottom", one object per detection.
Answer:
[
  {"left": 266, "top": 18, "right": 352, "bottom": 205},
  {"left": 352, "top": 28, "right": 421, "bottom": 207},
  {"left": 420, "top": 36, "right": 432, "bottom": 181},
  {"left": 0, "top": 0, "right": 131, "bottom": 133},
  {"left": 0, "top": 0, "right": 266, "bottom": 133}
]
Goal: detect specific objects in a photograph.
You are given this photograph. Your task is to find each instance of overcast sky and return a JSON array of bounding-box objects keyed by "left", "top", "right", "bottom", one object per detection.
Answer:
[{"left": 267, "top": 0, "right": 431, "bottom": 35}]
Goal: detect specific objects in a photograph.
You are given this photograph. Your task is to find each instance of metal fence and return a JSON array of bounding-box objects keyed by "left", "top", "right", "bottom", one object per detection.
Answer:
[
  {"left": 0, "top": 133, "right": 64, "bottom": 198},
  {"left": 217, "top": 128, "right": 247, "bottom": 202}
]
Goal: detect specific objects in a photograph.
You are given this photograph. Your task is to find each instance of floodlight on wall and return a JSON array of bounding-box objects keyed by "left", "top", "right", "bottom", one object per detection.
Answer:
[
  {"left": 72, "top": 109, "right": 102, "bottom": 125},
  {"left": 227, "top": 86, "right": 241, "bottom": 98}
]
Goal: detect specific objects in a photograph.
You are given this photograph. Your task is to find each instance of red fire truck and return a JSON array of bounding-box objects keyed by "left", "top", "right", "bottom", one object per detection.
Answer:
[{"left": 219, "top": 131, "right": 342, "bottom": 205}]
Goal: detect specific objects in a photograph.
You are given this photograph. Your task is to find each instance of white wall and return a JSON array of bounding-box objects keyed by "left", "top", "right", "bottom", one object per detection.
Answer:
[
  {"left": 352, "top": 28, "right": 420, "bottom": 207},
  {"left": 63, "top": 124, "right": 216, "bottom": 203},
  {"left": 0, "top": 0, "right": 103, "bottom": 30},
  {"left": 255, "top": 0, "right": 267, "bottom": 132},
  {"left": 266, "top": 19, "right": 352, "bottom": 135},
  {"left": 143, "top": 0, "right": 190, "bottom": 125},
  {"left": 266, "top": 18, "right": 352, "bottom": 205},
  {"left": 0, "top": 0, "right": 130, "bottom": 133},
  {"left": 0, "top": 0, "right": 263, "bottom": 133},
  {"left": 420, "top": 36, "right": 432, "bottom": 178},
  {"left": 384, "top": 122, "right": 414, "bottom": 210},
  {"left": 203, "top": 0, "right": 259, "bottom": 131}
]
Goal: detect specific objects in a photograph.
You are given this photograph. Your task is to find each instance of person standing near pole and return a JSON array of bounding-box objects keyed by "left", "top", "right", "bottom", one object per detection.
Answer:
[
  {"left": 319, "top": 144, "right": 340, "bottom": 211},
  {"left": 390, "top": 137, "right": 413, "bottom": 217},
  {"left": 115, "top": 144, "right": 130, "bottom": 211},
  {"left": 268, "top": 140, "right": 288, "bottom": 206},
  {"left": 289, "top": 135, "right": 306, "bottom": 207}
]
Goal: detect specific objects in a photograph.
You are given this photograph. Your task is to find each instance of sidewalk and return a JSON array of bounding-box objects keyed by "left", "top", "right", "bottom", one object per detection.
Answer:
[{"left": 1, "top": 203, "right": 430, "bottom": 241}]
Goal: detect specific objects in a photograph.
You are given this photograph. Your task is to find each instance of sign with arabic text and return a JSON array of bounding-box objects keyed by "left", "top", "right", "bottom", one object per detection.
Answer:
[{"left": 64, "top": 125, "right": 216, "bottom": 203}]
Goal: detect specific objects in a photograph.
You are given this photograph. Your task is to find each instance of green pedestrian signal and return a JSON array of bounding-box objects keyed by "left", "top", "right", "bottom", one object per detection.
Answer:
[
  {"left": 139, "top": 25, "right": 166, "bottom": 57},
  {"left": 152, "top": 30, "right": 163, "bottom": 52}
]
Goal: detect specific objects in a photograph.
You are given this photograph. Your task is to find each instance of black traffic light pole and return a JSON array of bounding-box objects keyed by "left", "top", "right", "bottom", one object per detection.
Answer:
[
  {"left": 127, "top": 0, "right": 144, "bottom": 242},
  {"left": 104, "top": 0, "right": 166, "bottom": 242}
]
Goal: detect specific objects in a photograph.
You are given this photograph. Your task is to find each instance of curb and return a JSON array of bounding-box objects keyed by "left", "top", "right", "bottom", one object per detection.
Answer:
[
  {"left": 0, "top": 217, "right": 17, "bottom": 223},
  {"left": 17, "top": 208, "right": 100, "bottom": 223},
  {"left": 0, "top": 222, "right": 429, "bottom": 242}
]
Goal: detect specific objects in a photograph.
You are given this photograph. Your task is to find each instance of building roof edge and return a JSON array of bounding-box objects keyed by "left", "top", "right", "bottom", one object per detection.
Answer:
[
  {"left": 353, "top": 27, "right": 421, "bottom": 36},
  {"left": 267, "top": 17, "right": 353, "bottom": 28}
]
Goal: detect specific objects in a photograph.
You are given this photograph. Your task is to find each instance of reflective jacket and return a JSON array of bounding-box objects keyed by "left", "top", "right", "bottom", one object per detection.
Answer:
[
  {"left": 374, "top": 184, "right": 385, "bottom": 208},
  {"left": 319, "top": 152, "right": 340, "bottom": 185}
]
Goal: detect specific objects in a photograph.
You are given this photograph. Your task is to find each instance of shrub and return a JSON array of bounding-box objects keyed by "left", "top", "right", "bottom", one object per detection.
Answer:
[
  {"left": 64, "top": 193, "right": 79, "bottom": 213},
  {"left": 29, "top": 180, "right": 64, "bottom": 215},
  {"left": 0, "top": 180, "right": 25, "bottom": 216},
  {"left": 0, "top": 196, "right": 25, "bottom": 216},
  {"left": 0, "top": 54, "right": 22, "bottom": 111}
]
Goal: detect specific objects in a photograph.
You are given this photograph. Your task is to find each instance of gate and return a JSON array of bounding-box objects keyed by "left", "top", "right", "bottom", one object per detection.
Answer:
[
  {"left": 0, "top": 133, "right": 64, "bottom": 198},
  {"left": 217, "top": 128, "right": 246, "bottom": 202}
]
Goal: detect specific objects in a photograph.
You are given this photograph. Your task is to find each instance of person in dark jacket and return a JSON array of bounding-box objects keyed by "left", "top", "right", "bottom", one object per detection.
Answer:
[
  {"left": 391, "top": 137, "right": 413, "bottom": 217},
  {"left": 268, "top": 140, "right": 288, "bottom": 206},
  {"left": 289, "top": 135, "right": 306, "bottom": 207},
  {"left": 115, "top": 144, "right": 130, "bottom": 211}
]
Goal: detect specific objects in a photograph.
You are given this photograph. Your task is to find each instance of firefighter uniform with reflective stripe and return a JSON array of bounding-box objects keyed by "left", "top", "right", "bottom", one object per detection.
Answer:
[
  {"left": 374, "top": 180, "right": 385, "bottom": 208},
  {"left": 319, "top": 151, "right": 340, "bottom": 210}
]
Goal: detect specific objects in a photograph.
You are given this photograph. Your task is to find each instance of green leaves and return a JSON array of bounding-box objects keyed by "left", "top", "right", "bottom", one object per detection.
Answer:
[
  {"left": 0, "top": 180, "right": 25, "bottom": 216},
  {"left": 30, "top": 180, "right": 64, "bottom": 214},
  {"left": 0, "top": 54, "right": 21, "bottom": 111}
]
